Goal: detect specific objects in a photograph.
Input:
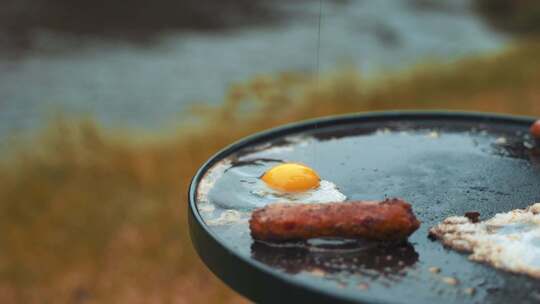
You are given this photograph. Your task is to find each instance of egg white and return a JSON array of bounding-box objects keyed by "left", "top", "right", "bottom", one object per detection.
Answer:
[
  {"left": 205, "top": 161, "right": 347, "bottom": 210},
  {"left": 251, "top": 179, "right": 346, "bottom": 204},
  {"left": 430, "top": 203, "right": 540, "bottom": 279}
]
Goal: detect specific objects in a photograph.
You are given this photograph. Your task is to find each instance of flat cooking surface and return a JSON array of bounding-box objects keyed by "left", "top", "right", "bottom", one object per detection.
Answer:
[{"left": 188, "top": 112, "right": 540, "bottom": 304}]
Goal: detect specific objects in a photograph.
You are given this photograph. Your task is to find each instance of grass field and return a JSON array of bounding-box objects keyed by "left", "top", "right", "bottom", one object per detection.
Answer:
[{"left": 1, "top": 40, "right": 540, "bottom": 303}]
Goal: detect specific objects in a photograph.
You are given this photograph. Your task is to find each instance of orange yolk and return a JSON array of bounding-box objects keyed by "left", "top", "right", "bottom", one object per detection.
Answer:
[{"left": 261, "top": 163, "right": 321, "bottom": 192}]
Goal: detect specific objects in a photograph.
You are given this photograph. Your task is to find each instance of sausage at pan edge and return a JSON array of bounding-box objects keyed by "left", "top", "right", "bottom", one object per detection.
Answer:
[{"left": 249, "top": 198, "right": 420, "bottom": 242}]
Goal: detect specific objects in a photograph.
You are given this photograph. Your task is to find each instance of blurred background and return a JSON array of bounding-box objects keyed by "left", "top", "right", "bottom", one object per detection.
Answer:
[{"left": 0, "top": 0, "right": 539, "bottom": 303}]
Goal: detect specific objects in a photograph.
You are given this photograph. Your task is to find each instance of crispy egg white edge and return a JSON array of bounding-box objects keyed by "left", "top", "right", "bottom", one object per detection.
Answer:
[{"left": 430, "top": 203, "right": 540, "bottom": 279}]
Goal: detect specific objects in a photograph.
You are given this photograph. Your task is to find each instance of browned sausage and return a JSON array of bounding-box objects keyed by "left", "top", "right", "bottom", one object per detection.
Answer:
[
  {"left": 249, "top": 198, "right": 420, "bottom": 242},
  {"left": 531, "top": 120, "right": 540, "bottom": 140}
]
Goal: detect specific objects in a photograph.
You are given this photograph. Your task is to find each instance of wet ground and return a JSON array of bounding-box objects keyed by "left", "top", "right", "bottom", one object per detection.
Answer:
[{"left": 0, "top": 0, "right": 506, "bottom": 140}]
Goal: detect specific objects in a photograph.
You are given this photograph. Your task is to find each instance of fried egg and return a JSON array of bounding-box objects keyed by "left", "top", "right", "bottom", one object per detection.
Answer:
[
  {"left": 429, "top": 203, "right": 540, "bottom": 279},
  {"left": 205, "top": 160, "right": 346, "bottom": 211}
]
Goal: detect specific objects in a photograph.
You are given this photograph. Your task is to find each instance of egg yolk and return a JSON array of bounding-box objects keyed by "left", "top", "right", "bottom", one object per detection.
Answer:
[{"left": 261, "top": 163, "right": 320, "bottom": 192}]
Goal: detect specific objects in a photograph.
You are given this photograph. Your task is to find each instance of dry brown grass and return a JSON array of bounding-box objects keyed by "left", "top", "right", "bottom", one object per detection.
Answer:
[{"left": 1, "top": 41, "right": 540, "bottom": 303}]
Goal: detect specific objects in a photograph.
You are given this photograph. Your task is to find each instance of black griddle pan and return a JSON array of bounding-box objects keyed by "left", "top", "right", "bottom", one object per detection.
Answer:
[{"left": 188, "top": 111, "right": 540, "bottom": 304}]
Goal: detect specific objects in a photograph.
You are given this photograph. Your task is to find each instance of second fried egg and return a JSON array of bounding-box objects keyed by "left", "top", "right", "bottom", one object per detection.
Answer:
[{"left": 430, "top": 203, "right": 540, "bottom": 279}]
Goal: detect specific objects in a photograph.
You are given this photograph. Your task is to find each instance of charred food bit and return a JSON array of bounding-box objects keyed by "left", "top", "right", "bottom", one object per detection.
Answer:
[
  {"left": 249, "top": 198, "right": 420, "bottom": 242},
  {"left": 464, "top": 211, "right": 480, "bottom": 223}
]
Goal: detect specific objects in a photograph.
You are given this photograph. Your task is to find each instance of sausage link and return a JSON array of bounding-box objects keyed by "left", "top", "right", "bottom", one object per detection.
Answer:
[{"left": 249, "top": 198, "right": 420, "bottom": 242}]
